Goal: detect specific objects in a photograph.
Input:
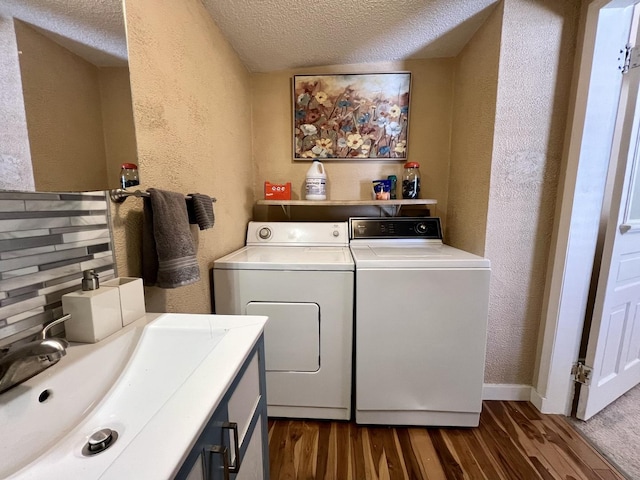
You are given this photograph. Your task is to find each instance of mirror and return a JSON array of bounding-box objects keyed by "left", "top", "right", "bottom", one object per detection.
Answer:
[{"left": 0, "top": 0, "right": 137, "bottom": 192}]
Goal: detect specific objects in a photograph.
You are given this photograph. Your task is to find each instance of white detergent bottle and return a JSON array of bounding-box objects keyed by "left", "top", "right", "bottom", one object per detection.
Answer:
[{"left": 305, "top": 159, "right": 327, "bottom": 200}]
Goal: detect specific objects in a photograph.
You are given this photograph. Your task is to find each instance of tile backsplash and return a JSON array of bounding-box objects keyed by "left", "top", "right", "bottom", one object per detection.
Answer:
[{"left": 0, "top": 191, "right": 116, "bottom": 344}]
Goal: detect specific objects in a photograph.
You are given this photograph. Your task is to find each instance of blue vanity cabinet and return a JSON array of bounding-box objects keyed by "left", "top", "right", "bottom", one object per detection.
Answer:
[{"left": 175, "top": 337, "right": 269, "bottom": 480}]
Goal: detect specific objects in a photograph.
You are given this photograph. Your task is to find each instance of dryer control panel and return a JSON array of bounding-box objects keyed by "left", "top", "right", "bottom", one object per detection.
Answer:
[
  {"left": 349, "top": 217, "right": 442, "bottom": 240},
  {"left": 246, "top": 221, "right": 349, "bottom": 246}
]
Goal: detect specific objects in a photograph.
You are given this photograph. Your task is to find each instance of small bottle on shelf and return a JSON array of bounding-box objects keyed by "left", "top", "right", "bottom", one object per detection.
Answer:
[
  {"left": 387, "top": 175, "right": 397, "bottom": 200},
  {"left": 120, "top": 163, "right": 140, "bottom": 189},
  {"left": 402, "top": 162, "right": 421, "bottom": 199}
]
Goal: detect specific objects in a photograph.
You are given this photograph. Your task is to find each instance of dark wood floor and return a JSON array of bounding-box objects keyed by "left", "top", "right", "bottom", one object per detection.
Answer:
[{"left": 268, "top": 401, "right": 626, "bottom": 480}]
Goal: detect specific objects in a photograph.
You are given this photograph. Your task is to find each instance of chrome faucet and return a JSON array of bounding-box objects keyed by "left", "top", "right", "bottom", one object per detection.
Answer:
[{"left": 0, "top": 314, "right": 71, "bottom": 394}]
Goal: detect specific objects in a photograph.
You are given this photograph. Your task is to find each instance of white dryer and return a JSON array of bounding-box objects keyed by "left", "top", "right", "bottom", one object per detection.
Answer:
[
  {"left": 349, "top": 217, "right": 491, "bottom": 427},
  {"left": 213, "top": 222, "right": 353, "bottom": 420}
]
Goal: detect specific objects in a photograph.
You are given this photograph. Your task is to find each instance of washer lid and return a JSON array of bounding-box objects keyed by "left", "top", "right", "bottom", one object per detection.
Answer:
[
  {"left": 214, "top": 246, "right": 354, "bottom": 271},
  {"left": 349, "top": 243, "right": 490, "bottom": 268}
]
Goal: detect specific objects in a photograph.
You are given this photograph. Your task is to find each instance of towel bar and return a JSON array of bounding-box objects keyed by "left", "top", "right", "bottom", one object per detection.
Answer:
[{"left": 109, "top": 189, "right": 217, "bottom": 204}]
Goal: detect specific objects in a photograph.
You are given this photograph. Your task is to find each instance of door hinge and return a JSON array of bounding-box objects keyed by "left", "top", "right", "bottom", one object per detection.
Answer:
[
  {"left": 571, "top": 362, "right": 592, "bottom": 385},
  {"left": 620, "top": 44, "right": 640, "bottom": 74}
]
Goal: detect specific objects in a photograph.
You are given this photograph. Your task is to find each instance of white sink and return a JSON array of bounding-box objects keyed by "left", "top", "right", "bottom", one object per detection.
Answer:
[{"left": 0, "top": 313, "right": 267, "bottom": 479}]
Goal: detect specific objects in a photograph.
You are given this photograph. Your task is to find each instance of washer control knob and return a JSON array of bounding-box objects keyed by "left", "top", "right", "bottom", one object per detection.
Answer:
[
  {"left": 333, "top": 230, "right": 340, "bottom": 237},
  {"left": 415, "top": 222, "right": 428, "bottom": 234},
  {"left": 258, "top": 227, "right": 272, "bottom": 240}
]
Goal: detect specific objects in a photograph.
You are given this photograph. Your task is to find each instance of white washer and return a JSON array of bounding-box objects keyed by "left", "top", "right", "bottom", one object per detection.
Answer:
[
  {"left": 213, "top": 222, "right": 353, "bottom": 420},
  {"left": 349, "top": 217, "right": 491, "bottom": 427}
]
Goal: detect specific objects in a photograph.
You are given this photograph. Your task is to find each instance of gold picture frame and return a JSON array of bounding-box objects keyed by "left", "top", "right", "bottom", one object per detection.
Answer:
[{"left": 293, "top": 73, "right": 411, "bottom": 160}]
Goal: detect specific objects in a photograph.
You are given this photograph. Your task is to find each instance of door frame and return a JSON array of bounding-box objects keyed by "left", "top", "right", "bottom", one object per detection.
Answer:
[{"left": 533, "top": 0, "right": 638, "bottom": 415}]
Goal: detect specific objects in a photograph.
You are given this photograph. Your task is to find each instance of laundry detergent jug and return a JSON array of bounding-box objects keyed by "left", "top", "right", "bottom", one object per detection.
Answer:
[{"left": 305, "top": 160, "right": 327, "bottom": 200}]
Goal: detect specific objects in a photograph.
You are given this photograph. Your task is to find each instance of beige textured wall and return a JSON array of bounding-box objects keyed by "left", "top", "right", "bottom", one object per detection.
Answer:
[
  {"left": 251, "top": 59, "right": 454, "bottom": 227},
  {"left": 0, "top": 16, "right": 34, "bottom": 191},
  {"left": 115, "top": 0, "right": 253, "bottom": 314},
  {"left": 110, "top": 0, "right": 579, "bottom": 390},
  {"left": 484, "top": 0, "right": 579, "bottom": 384},
  {"left": 447, "top": 5, "right": 502, "bottom": 256},
  {"left": 99, "top": 67, "right": 138, "bottom": 189},
  {"left": 14, "top": 21, "right": 108, "bottom": 192}
]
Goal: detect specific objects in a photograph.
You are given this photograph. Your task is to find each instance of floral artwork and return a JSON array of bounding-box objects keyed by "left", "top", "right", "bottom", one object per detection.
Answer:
[{"left": 293, "top": 73, "right": 411, "bottom": 160}]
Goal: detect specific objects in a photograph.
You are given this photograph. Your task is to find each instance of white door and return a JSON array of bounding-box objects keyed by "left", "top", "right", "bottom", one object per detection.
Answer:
[{"left": 577, "top": 11, "right": 640, "bottom": 420}]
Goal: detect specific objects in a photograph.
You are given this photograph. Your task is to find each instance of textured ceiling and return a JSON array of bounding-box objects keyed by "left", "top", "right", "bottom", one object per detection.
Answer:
[
  {"left": 0, "top": 0, "right": 127, "bottom": 67},
  {"left": 0, "top": 0, "right": 499, "bottom": 71},
  {"left": 200, "top": 0, "right": 500, "bottom": 72}
]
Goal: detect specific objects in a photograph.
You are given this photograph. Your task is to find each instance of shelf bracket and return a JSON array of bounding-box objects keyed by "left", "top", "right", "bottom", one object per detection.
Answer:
[
  {"left": 375, "top": 204, "right": 401, "bottom": 217},
  {"left": 279, "top": 204, "right": 290, "bottom": 219}
]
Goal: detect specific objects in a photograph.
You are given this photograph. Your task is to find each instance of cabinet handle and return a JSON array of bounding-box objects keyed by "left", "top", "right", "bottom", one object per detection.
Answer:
[
  {"left": 206, "top": 444, "right": 230, "bottom": 480},
  {"left": 222, "top": 422, "right": 241, "bottom": 473}
]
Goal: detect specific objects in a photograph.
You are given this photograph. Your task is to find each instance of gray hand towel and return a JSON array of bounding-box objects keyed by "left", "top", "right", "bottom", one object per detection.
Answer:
[
  {"left": 142, "top": 188, "right": 200, "bottom": 288},
  {"left": 142, "top": 197, "right": 158, "bottom": 286},
  {"left": 187, "top": 193, "right": 215, "bottom": 230}
]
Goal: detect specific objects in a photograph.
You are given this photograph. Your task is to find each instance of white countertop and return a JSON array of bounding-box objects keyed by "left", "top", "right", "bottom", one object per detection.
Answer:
[{"left": 5, "top": 312, "right": 267, "bottom": 480}]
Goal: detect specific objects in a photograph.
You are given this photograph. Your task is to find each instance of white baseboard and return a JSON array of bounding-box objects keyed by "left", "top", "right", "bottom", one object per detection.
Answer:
[
  {"left": 482, "top": 383, "right": 533, "bottom": 401},
  {"left": 529, "top": 387, "right": 545, "bottom": 410},
  {"left": 527, "top": 387, "right": 572, "bottom": 415}
]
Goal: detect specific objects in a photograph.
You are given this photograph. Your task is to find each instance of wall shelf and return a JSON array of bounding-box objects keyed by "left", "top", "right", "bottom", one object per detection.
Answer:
[{"left": 256, "top": 199, "right": 437, "bottom": 218}]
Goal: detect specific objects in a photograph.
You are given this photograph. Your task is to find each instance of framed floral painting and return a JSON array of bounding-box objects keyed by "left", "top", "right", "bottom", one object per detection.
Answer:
[{"left": 293, "top": 73, "right": 411, "bottom": 160}]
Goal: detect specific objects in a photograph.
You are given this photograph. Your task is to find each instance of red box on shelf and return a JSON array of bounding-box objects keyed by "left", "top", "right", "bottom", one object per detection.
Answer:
[{"left": 264, "top": 182, "right": 291, "bottom": 200}]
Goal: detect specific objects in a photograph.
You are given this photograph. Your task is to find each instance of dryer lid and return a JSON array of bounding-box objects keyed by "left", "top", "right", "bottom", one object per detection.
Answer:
[{"left": 214, "top": 245, "right": 354, "bottom": 271}]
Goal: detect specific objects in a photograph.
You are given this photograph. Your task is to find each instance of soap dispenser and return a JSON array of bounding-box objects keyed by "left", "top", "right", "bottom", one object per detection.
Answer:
[
  {"left": 62, "top": 270, "right": 123, "bottom": 343},
  {"left": 82, "top": 269, "right": 100, "bottom": 291}
]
